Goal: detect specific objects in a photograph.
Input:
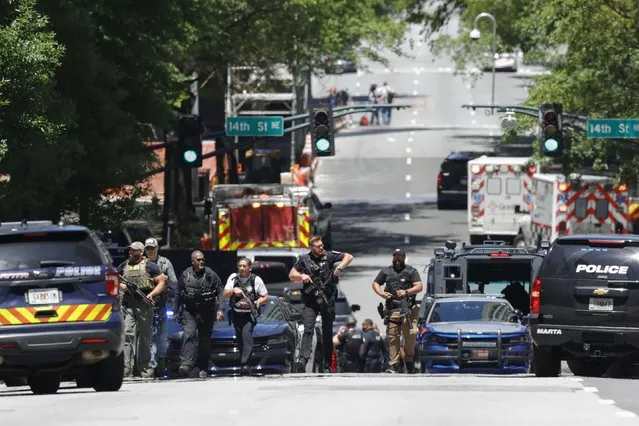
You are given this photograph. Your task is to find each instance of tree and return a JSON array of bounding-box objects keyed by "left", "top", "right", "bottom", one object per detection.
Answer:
[{"left": 0, "top": 0, "right": 74, "bottom": 220}]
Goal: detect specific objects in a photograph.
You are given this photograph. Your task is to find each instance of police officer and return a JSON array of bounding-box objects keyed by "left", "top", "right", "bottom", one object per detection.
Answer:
[
  {"left": 172, "top": 250, "right": 224, "bottom": 378},
  {"left": 333, "top": 319, "right": 364, "bottom": 372},
  {"left": 223, "top": 257, "right": 269, "bottom": 376},
  {"left": 359, "top": 319, "right": 386, "bottom": 373},
  {"left": 289, "top": 235, "right": 353, "bottom": 373},
  {"left": 372, "top": 249, "right": 423, "bottom": 374},
  {"left": 144, "top": 237, "right": 178, "bottom": 378},
  {"left": 118, "top": 241, "right": 166, "bottom": 378}
]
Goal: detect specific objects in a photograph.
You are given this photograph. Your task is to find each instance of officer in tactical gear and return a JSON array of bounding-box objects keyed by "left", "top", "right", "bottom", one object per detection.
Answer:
[
  {"left": 144, "top": 237, "right": 178, "bottom": 378},
  {"left": 333, "top": 319, "right": 364, "bottom": 372},
  {"left": 223, "top": 257, "right": 269, "bottom": 376},
  {"left": 360, "top": 319, "right": 386, "bottom": 373},
  {"left": 118, "top": 241, "right": 166, "bottom": 378},
  {"left": 289, "top": 235, "right": 353, "bottom": 373},
  {"left": 372, "top": 249, "right": 423, "bottom": 374},
  {"left": 173, "top": 250, "right": 224, "bottom": 378}
]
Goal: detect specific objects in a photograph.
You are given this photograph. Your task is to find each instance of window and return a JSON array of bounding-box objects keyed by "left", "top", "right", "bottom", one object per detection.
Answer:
[
  {"left": 0, "top": 231, "right": 104, "bottom": 271},
  {"left": 506, "top": 178, "right": 521, "bottom": 195},
  {"left": 428, "top": 300, "right": 514, "bottom": 323},
  {"left": 486, "top": 178, "right": 502, "bottom": 195},
  {"left": 574, "top": 198, "right": 587, "bottom": 219},
  {"left": 595, "top": 199, "right": 609, "bottom": 220}
]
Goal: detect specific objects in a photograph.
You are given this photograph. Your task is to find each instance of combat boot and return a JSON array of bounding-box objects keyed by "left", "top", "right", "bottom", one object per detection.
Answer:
[
  {"left": 295, "top": 358, "right": 307, "bottom": 373},
  {"left": 405, "top": 362, "right": 415, "bottom": 374},
  {"left": 123, "top": 367, "right": 133, "bottom": 377},
  {"left": 155, "top": 358, "right": 166, "bottom": 378}
]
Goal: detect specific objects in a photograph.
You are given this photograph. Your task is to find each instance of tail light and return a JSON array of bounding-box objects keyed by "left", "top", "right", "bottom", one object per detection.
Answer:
[
  {"left": 530, "top": 278, "right": 542, "bottom": 314},
  {"left": 490, "top": 253, "right": 510, "bottom": 257},
  {"left": 105, "top": 271, "right": 120, "bottom": 297},
  {"left": 437, "top": 172, "right": 443, "bottom": 186}
]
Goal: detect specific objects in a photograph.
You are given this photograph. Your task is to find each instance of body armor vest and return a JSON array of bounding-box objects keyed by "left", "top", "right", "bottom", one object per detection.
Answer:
[
  {"left": 123, "top": 259, "right": 154, "bottom": 292},
  {"left": 232, "top": 274, "right": 257, "bottom": 310}
]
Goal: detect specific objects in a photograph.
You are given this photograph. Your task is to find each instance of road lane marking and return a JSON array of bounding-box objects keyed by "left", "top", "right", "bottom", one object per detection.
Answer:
[
  {"left": 412, "top": 90, "right": 418, "bottom": 95},
  {"left": 411, "top": 119, "right": 416, "bottom": 124},
  {"left": 413, "top": 79, "right": 419, "bottom": 85},
  {"left": 404, "top": 236, "right": 411, "bottom": 244},
  {"left": 404, "top": 213, "right": 410, "bottom": 221},
  {"left": 387, "top": 137, "right": 396, "bottom": 142},
  {"left": 405, "top": 192, "right": 411, "bottom": 198},
  {"left": 408, "top": 137, "right": 414, "bottom": 142},
  {"left": 405, "top": 174, "right": 412, "bottom": 182},
  {"left": 406, "top": 158, "right": 412, "bottom": 165},
  {"left": 406, "top": 147, "right": 412, "bottom": 153},
  {"left": 356, "top": 82, "right": 361, "bottom": 87},
  {"left": 472, "top": 120, "right": 477, "bottom": 125},
  {"left": 413, "top": 110, "right": 418, "bottom": 115}
]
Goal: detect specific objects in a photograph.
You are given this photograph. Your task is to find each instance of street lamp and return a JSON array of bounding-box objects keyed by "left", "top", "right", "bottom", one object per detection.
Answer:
[{"left": 470, "top": 12, "right": 497, "bottom": 114}]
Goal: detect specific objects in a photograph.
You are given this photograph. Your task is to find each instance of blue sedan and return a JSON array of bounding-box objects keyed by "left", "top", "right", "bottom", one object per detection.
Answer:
[
  {"left": 165, "top": 296, "right": 302, "bottom": 377},
  {"left": 418, "top": 295, "right": 531, "bottom": 374}
]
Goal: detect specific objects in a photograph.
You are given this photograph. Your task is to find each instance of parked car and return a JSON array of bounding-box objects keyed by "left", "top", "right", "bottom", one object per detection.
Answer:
[
  {"left": 437, "top": 151, "right": 485, "bottom": 210},
  {"left": 165, "top": 296, "right": 302, "bottom": 376}
]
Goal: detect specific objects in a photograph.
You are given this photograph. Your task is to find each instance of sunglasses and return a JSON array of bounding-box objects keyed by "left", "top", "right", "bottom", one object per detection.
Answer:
[{"left": 194, "top": 258, "right": 205, "bottom": 262}]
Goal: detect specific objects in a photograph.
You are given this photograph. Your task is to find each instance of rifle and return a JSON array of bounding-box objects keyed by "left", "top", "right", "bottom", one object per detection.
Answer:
[
  {"left": 119, "top": 275, "right": 156, "bottom": 306},
  {"left": 302, "top": 267, "right": 333, "bottom": 306},
  {"left": 390, "top": 291, "right": 414, "bottom": 331},
  {"left": 241, "top": 294, "right": 260, "bottom": 323}
]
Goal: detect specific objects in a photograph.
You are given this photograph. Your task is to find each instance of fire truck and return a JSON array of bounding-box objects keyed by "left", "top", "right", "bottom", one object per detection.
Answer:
[
  {"left": 467, "top": 156, "right": 537, "bottom": 246},
  {"left": 527, "top": 173, "right": 629, "bottom": 247},
  {"left": 210, "top": 184, "right": 311, "bottom": 252}
]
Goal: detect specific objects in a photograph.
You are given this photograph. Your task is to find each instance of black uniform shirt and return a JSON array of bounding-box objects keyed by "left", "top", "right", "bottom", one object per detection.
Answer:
[
  {"left": 173, "top": 266, "right": 224, "bottom": 313},
  {"left": 293, "top": 250, "right": 345, "bottom": 302},
  {"left": 374, "top": 264, "right": 421, "bottom": 292}
]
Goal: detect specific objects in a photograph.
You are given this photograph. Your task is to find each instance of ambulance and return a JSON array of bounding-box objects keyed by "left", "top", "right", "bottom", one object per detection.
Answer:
[
  {"left": 528, "top": 173, "right": 629, "bottom": 246},
  {"left": 467, "top": 156, "right": 537, "bottom": 245}
]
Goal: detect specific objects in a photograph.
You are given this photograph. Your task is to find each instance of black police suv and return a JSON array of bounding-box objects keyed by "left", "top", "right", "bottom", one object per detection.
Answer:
[
  {"left": 530, "top": 234, "right": 639, "bottom": 377},
  {"left": 0, "top": 221, "right": 124, "bottom": 394},
  {"left": 437, "top": 151, "right": 484, "bottom": 210}
]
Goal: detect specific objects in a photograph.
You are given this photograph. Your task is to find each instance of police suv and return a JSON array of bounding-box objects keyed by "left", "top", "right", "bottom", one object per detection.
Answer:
[
  {"left": 0, "top": 221, "right": 124, "bottom": 394},
  {"left": 529, "top": 234, "right": 639, "bottom": 377},
  {"left": 425, "top": 240, "right": 545, "bottom": 307}
]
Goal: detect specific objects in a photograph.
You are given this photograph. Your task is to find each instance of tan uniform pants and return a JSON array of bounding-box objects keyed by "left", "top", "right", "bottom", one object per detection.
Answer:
[{"left": 386, "top": 305, "right": 419, "bottom": 366}]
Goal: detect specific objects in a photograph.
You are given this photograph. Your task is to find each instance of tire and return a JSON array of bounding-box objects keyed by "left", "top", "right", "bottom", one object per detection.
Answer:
[
  {"left": 567, "top": 359, "right": 609, "bottom": 377},
  {"left": 28, "top": 373, "right": 61, "bottom": 395},
  {"left": 75, "top": 373, "right": 93, "bottom": 388},
  {"left": 437, "top": 199, "right": 447, "bottom": 210},
  {"left": 4, "top": 377, "right": 27, "bottom": 387},
  {"left": 533, "top": 345, "right": 561, "bottom": 377},
  {"left": 91, "top": 352, "right": 124, "bottom": 392}
]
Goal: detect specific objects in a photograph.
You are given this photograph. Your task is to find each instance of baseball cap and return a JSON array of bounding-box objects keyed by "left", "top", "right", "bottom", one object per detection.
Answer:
[
  {"left": 129, "top": 241, "right": 145, "bottom": 250},
  {"left": 393, "top": 249, "right": 406, "bottom": 257},
  {"left": 144, "top": 238, "right": 159, "bottom": 249}
]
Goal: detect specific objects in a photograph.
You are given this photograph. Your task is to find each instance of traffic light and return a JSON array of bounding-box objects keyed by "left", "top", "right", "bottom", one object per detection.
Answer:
[
  {"left": 539, "top": 103, "right": 563, "bottom": 157},
  {"left": 177, "top": 114, "right": 202, "bottom": 167},
  {"left": 309, "top": 106, "right": 335, "bottom": 157}
]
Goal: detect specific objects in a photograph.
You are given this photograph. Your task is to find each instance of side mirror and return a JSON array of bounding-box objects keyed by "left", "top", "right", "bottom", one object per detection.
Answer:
[
  {"left": 350, "top": 304, "right": 361, "bottom": 312},
  {"left": 323, "top": 202, "right": 333, "bottom": 209},
  {"left": 444, "top": 240, "right": 457, "bottom": 250}
]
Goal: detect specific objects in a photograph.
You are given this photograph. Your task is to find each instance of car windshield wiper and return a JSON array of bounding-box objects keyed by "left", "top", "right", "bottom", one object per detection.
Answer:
[{"left": 39, "top": 260, "right": 76, "bottom": 267}]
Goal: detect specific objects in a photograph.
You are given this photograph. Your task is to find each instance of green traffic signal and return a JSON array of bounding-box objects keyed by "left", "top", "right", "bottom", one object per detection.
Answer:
[
  {"left": 315, "top": 138, "right": 331, "bottom": 152},
  {"left": 543, "top": 138, "right": 559, "bottom": 152},
  {"left": 183, "top": 149, "right": 198, "bottom": 163}
]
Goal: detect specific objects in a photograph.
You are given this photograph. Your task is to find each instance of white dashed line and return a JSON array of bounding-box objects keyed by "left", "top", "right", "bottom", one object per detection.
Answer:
[
  {"left": 384, "top": 68, "right": 390, "bottom": 73},
  {"left": 355, "top": 82, "right": 361, "bottom": 87},
  {"left": 406, "top": 147, "right": 412, "bottom": 153},
  {"left": 471, "top": 120, "right": 477, "bottom": 125},
  {"left": 470, "top": 110, "right": 476, "bottom": 116},
  {"left": 616, "top": 411, "right": 637, "bottom": 418},
  {"left": 413, "top": 80, "right": 419, "bottom": 85},
  {"left": 405, "top": 174, "right": 412, "bottom": 182},
  {"left": 583, "top": 387, "right": 598, "bottom": 393},
  {"left": 412, "top": 90, "right": 418, "bottom": 95},
  {"left": 569, "top": 377, "right": 584, "bottom": 382},
  {"left": 387, "top": 137, "right": 396, "bottom": 143},
  {"left": 411, "top": 119, "right": 416, "bottom": 124},
  {"left": 598, "top": 399, "right": 615, "bottom": 405},
  {"left": 404, "top": 236, "right": 411, "bottom": 244},
  {"left": 407, "top": 137, "right": 414, "bottom": 142},
  {"left": 406, "top": 158, "right": 412, "bottom": 165},
  {"left": 405, "top": 192, "right": 411, "bottom": 198},
  {"left": 413, "top": 110, "right": 418, "bottom": 115},
  {"left": 410, "top": 131, "right": 415, "bottom": 135},
  {"left": 465, "top": 83, "right": 472, "bottom": 90},
  {"left": 404, "top": 213, "right": 410, "bottom": 221}
]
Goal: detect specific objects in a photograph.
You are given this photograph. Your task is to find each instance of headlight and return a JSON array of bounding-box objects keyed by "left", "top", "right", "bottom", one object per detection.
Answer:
[
  {"left": 267, "top": 335, "right": 288, "bottom": 345},
  {"left": 426, "top": 334, "right": 449, "bottom": 345}
]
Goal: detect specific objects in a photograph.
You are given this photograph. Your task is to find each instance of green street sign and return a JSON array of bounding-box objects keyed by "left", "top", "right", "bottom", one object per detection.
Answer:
[
  {"left": 587, "top": 119, "right": 639, "bottom": 138},
  {"left": 226, "top": 116, "right": 284, "bottom": 137}
]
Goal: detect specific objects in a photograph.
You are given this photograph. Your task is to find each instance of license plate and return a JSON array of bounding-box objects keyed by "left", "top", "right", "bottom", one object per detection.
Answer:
[
  {"left": 27, "top": 288, "right": 60, "bottom": 305},
  {"left": 460, "top": 179, "right": 468, "bottom": 185},
  {"left": 588, "top": 297, "right": 613, "bottom": 312},
  {"left": 472, "top": 349, "right": 489, "bottom": 360}
]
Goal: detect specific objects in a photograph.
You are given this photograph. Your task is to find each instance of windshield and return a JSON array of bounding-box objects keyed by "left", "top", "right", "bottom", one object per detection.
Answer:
[
  {"left": 0, "top": 231, "right": 104, "bottom": 271},
  {"left": 428, "top": 300, "right": 514, "bottom": 323}
]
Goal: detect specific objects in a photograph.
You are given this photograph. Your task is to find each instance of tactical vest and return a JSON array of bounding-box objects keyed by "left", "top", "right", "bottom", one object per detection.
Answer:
[
  {"left": 301, "top": 254, "right": 334, "bottom": 288},
  {"left": 383, "top": 265, "right": 417, "bottom": 309},
  {"left": 343, "top": 329, "right": 364, "bottom": 360},
  {"left": 123, "top": 259, "right": 155, "bottom": 292},
  {"left": 231, "top": 274, "right": 258, "bottom": 310},
  {"left": 183, "top": 268, "right": 216, "bottom": 304}
]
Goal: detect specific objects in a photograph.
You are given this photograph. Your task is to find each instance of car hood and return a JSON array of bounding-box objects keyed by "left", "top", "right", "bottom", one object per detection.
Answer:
[
  {"left": 428, "top": 322, "right": 526, "bottom": 334},
  {"left": 170, "top": 322, "right": 288, "bottom": 340}
]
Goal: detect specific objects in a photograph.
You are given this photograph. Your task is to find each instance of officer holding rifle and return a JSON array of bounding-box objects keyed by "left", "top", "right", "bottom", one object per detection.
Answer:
[
  {"left": 289, "top": 235, "right": 353, "bottom": 373},
  {"left": 372, "top": 249, "right": 422, "bottom": 374},
  {"left": 223, "top": 257, "right": 269, "bottom": 376},
  {"left": 118, "top": 241, "right": 166, "bottom": 378}
]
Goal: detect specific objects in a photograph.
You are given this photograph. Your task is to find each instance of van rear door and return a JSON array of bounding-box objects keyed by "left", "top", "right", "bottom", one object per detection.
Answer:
[{"left": 537, "top": 238, "right": 639, "bottom": 326}]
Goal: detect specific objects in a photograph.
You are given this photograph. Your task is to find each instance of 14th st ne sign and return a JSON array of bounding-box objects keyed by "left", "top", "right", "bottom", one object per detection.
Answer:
[{"left": 587, "top": 118, "right": 639, "bottom": 138}]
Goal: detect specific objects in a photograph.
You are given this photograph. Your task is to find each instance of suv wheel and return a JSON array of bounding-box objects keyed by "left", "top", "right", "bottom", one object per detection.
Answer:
[
  {"left": 91, "top": 352, "right": 124, "bottom": 392},
  {"left": 533, "top": 345, "right": 561, "bottom": 377},
  {"left": 28, "top": 373, "right": 61, "bottom": 395},
  {"left": 567, "top": 359, "right": 609, "bottom": 377}
]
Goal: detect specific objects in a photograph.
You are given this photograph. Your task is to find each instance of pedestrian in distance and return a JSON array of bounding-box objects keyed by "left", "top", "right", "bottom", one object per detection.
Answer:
[
  {"left": 372, "top": 249, "right": 423, "bottom": 374},
  {"left": 143, "top": 237, "right": 178, "bottom": 378},
  {"left": 289, "top": 235, "right": 353, "bottom": 373},
  {"left": 173, "top": 250, "right": 225, "bottom": 378},
  {"left": 332, "top": 318, "right": 364, "bottom": 373},
  {"left": 118, "top": 241, "right": 167, "bottom": 378},
  {"left": 223, "top": 257, "right": 269, "bottom": 376},
  {"left": 359, "top": 318, "right": 387, "bottom": 373}
]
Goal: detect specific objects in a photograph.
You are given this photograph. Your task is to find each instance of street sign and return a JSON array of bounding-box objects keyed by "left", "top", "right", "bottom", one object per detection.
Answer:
[
  {"left": 587, "top": 118, "right": 639, "bottom": 138},
  {"left": 225, "top": 116, "right": 284, "bottom": 137}
]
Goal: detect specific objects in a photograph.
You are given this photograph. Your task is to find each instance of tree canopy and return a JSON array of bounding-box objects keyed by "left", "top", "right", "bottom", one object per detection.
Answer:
[
  {"left": 0, "top": 0, "right": 410, "bottom": 228},
  {"left": 408, "top": 0, "right": 639, "bottom": 183}
]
